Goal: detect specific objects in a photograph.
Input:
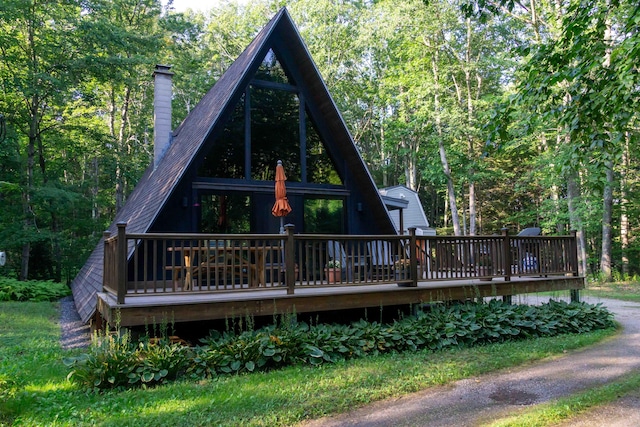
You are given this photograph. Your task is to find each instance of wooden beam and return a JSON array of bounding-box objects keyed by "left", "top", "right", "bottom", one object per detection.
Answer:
[{"left": 98, "top": 277, "right": 585, "bottom": 328}]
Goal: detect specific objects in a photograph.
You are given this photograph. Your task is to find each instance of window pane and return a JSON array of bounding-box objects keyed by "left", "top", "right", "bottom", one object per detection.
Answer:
[
  {"left": 255, "top": 49, "right": 289, "bottom": 84},
  {"left": 200, "top": 194, "right": 251, "bottom": 233},
  {"left": 306, "top": 111, "right": 342, "bottom": 185},
  {"left": 250, "top": 86, "right": 300, "bottom": 181},
  {"left": 304, "top": 198, "right": 344, "bottom": 234},
  {"left": 198, "top": 94, "right": 245, "bottom": 179}
]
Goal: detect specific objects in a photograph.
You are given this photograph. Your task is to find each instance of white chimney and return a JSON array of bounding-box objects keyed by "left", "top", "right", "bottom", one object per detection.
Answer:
[{"left": 153, "top": 64, "right": 173, "bottom": 168}]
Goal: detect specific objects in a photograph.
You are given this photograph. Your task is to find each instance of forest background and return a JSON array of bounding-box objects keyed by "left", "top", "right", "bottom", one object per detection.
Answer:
[{"left": 0, "top": 0, "right": 638, "bottom": 285}]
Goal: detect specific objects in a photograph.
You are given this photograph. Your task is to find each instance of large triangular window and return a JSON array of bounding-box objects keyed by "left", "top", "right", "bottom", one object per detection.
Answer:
[{"left": 198, "top": 49, "right": 341, "bottom": 185}]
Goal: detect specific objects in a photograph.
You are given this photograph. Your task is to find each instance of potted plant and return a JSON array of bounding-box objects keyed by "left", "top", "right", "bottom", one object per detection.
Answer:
[
  {"left": 394, "top": 259, "right": 411, "bottom": 280},
  {"left": 325, "top": 259, "right": 341, "bottom": 283}
]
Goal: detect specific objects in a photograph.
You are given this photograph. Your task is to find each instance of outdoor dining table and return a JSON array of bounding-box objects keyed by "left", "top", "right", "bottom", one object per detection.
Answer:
[{"left": 168, "top": 244, "right": 269, "bottom": 290}]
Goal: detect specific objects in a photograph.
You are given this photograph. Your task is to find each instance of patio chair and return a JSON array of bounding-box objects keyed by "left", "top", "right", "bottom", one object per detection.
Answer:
[
  {"left": 513, "top": 227, "right": 542, "bottom": 276},
  {"left": 367, "top": 240, "right": 396, "bottom": 280},
  {"left": 414, "top": 238, "right": 432, "bottom": 279},
  {"left": 263, "top": 245, "right": 299, "bottom": 286},
  {"left": 517, "top": 227, "right": 541, "bottom": 236}
]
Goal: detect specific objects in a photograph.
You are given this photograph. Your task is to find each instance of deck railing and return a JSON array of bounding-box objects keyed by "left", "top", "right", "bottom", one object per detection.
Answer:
[{"left": 103, "top": 223, "right": 579, "bottom": 304}]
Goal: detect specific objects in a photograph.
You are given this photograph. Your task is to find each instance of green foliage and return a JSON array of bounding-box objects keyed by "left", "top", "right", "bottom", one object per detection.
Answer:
[
  {"left": 585, "top": 279, "right": 640, "bottom": 302},
  {"left": 136, "top": 339, "right": 193, "bottom": 384},
  {"left": 0, "top": 299, "right": 617, "bottom": 426},
  {"left": 64, "top": 330, "right": 138, "bottom": 391},
  {"left": 65, "top": 299, "right": 614, "bottom": 392},
  {"left": 0, "top": 278, "right": 70, "bottom": 302},
  {"left": 1, "top": 0, "right": 638, "bottom": 282},
  {"left": 63, "top": 330, "right": 193, "bottom": 392}
]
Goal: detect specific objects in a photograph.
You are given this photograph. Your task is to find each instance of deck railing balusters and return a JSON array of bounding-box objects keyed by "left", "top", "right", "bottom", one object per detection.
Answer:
[{"left": 102, "top": 227, "right": 581, "bottom": 299}]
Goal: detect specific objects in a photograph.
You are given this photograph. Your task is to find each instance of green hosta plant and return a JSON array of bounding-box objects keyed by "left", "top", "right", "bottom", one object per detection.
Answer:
[
  {"left": 131, "top": 339, "right": 193, "bottom": 385},
  {"left": 64, "top": 329, "right": 137, "bottom": 391},
  {"left": 66, "top": 299, "right": 615, "bottom": 391}
]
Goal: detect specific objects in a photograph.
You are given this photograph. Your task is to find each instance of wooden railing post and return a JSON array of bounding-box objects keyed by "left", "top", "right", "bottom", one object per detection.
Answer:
[
  {"left": 408, "top": 227, "right": 418, "bottom": 287},
  {"left": 569, "top": 230, "right": 579, "bottom": 277},
  {"left": 501, "top": 228, "right": 511, "bottom": 282},
  {"left": 116, "top": 222, "right": 127, "bottom": 304},
  {"left": 501, "top": 228, "right": 512, "bottom": 304},
  {"left": 285, "top": 224, "right": 295, "bottom": 295},
  {"left": 102, "top": 230, "right": 111, "bottom": 292},
  {"left": 569, "top": 230, "right": 581, "bottom": 302}
]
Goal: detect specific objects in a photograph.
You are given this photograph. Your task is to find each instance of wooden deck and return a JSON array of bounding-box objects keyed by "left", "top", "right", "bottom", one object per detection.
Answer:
[
  {"left": 96, "top": 275, "right": 584, "bottom": 327},
  {"left": 94, "top": 224, "right": 583, "bottom": 328}
]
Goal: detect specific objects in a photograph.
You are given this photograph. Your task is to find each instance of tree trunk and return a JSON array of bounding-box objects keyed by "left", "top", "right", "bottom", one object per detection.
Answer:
[
  {"left": 112, "top": 85, "right": 132, "bottom": 213},
  {"left": 21, "top": 93, "right": 40, "bottom": 281},
  {"left": 380, "top": 124, "right": 388, "bottom": 187},
  {"left": 567, "top": 171, "right": 587, "bottom": 276},
  {"left": 92, "top": 156, "right": 100, "bottom": 220},
  {"left": 620, "top": 132, "right": 630, "bottom": 276},
  {"left": 401, "top": 89, "right": 419, "bottom": 191},
  {"left": 432, "top": 50, "right": 461, "bottom": 235},
  {"left": 439, "top": 140, "right": 461, "bottom": 236},
  {"left": 600, "top": 159, "right": 614, "bottom": 281},
  {"left": 405, "top": 134, "right": 419, "bottom": 191},
  {"left": 599, "top": 4, "right": 614, "bottom": 281},
  {"left": 464, "top": 18, "right": 477, "bottom": 236},
  {"left": 443, "top": 186, "right": 450, "bottom": 229},
  {"left": 543, "top": 133, "right": 564, "bottom": 233}
]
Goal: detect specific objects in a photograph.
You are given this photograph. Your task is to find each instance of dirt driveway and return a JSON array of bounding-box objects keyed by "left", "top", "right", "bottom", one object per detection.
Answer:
[{"left": 300, "top": 296, "right": 640, "bottom": 427}]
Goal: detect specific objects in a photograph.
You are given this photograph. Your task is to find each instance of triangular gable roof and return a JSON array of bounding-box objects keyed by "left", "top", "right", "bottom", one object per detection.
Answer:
[{"left": 71, "top": 7, "right": 394, "bottom": 323}]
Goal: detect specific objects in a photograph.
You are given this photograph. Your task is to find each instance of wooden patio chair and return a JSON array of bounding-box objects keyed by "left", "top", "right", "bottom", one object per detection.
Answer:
[
  {"left": 367, "top": 240, "right": 396, "bottom": 280},
  {"left": 433, "top": 240, "right": 473, "bottom": 277},
  {"left": 414, "top": 238, "right": 432, "bottom": 279},
  {"left": 262, "top": 245, "right": 299, "bottom": 286}
]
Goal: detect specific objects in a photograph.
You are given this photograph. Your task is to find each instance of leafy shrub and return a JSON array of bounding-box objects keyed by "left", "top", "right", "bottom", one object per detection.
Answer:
[
  {"left": 64, "top": 330, "right": 195, "bottom": 391},
  {"left": 65, "top": 299, "right": 615, "bottom": 392},
  {"left": 0, "top": 278, "right": 70, "bottom": 302},
  {"left": 64, "top": 329, "right": 138, "bottom": 391},
  {"left": 133, "top": 338, "right": 194, "bottom": 385}
]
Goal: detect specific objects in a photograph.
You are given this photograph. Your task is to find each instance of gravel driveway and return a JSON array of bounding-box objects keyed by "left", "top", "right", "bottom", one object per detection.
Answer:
[{"left": 300, "top": 296, "right": 640, "bottom": 427}]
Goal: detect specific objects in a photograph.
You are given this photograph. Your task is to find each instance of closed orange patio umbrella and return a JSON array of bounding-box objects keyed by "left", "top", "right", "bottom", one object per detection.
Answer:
[{"left": 272, "top": 160, "right": 292, "bottom": 233}]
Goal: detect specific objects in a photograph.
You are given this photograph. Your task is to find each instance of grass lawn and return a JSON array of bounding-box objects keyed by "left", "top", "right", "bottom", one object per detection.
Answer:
[
  {"left": 583, "top": 279, "right": 640, "bottom": 302},
  {"left": 515, "top": 281, "right": 640, "bottom": 304},
  {"left": 0, "top": 298, "right": 620, "bottom": 427}
]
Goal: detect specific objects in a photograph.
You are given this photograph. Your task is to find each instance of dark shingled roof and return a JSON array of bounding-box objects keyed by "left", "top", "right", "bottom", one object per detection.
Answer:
[{"left": 71, "top": 8, "right": 394, "bottom": 323}]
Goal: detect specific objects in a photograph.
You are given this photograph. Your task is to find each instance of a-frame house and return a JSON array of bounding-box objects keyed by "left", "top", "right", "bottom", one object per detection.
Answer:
[{"left": 71, "top": 8, "right": 396, "bottom": 324}]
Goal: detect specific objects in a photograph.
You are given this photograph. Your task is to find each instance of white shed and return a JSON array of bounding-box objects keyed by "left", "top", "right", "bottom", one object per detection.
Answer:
[{"left": 379, "top": 185, "right": 436, "bottom": 236}]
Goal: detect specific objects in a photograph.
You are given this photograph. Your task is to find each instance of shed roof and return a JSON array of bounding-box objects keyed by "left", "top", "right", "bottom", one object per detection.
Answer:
[{"left": 380, "top": 185, "right": 431, "bottom": 233}]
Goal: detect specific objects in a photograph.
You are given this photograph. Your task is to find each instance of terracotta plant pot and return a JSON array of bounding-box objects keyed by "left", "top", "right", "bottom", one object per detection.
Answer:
[{"left": 325, "top": 268, "right": 341, "bottom": 283}]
